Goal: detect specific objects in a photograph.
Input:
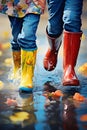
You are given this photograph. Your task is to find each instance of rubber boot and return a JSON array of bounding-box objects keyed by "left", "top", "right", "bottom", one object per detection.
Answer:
[
  {"left": 63, "top": 99, "right": 78, "bottom": 130},
  {"left": 11, "top": 51, "right": 21, "bottom": 79},
  {"left": 19, "top": 49, "right": 37, "bottom": 93},
  {"left": 43, "top": 32, "right": 62, "bottom": 71},
  {"left": 62, "top": 31, "right": 82, "bottom": 86}
]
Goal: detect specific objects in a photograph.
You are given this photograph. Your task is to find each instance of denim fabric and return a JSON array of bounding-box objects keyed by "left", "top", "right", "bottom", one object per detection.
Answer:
[
  {"left": 47, "top": 0, "right": 83, "bottom": 36},
  {"left": 63, "top": 0, "right": 83, "bottom": 32},
  {"left": 8, "top": 14, "right": 40, "bottom": 51},
  {"left": 8, "top": 16, "right": 22, "bottom": 51}
]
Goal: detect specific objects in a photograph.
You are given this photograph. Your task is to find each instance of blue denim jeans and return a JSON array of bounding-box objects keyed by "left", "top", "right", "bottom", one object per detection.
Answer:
[
  {"left": 47, "top": 0, "right": 83, "bottom": 37},
  {"left": 8, "top": 14, "right": 40, "bottom": 51}
]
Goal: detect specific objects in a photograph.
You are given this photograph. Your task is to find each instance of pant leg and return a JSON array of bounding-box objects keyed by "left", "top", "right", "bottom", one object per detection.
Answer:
[
  {"left": 47, "top": 0, "right": 65, "bottom": 37},
  {"left": 63, "top": 0, "right": 83, "bottom": 32},
  {"left": 17, "top": 14, "right": 40, "bottom": 51},
  {"left": 8, "top": 16, "right": 23, "bottom": 51}
]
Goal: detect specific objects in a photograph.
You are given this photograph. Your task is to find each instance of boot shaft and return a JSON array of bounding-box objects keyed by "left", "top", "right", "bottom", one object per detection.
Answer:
[
  {"left": 47, "top": 33, "right": 62, "bottom": 51},
  {"left": 43, "top": 32, "right": 62, "bottom": 71},
  {"left": 63, "top": 31, "right": 82, "bottom": 68},
  {"left": 20, "top": 49, "right": 37, "bottom": 87},
  {"left": 12, "top": 51, "right": 21, "bottom": 76},
  {"left": 62, "top": 31, "right": 82, "bottom": 86}
]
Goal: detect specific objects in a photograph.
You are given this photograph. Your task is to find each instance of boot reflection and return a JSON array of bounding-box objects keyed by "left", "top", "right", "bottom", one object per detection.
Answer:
[
  {"left": 62, "top": 97, "right": 79, "bottom": 130},
  {"left": 18, "top": 93, "right": 34, "bottom": 110},
  {"left": 43, "top": 82, "right": 63, "bottom": 130},
  {"left": 9, "top": 93, "right": 36, "bottom": 128},
  {"left": 43, "top": 81, "right": 57, "bottom": 93}
]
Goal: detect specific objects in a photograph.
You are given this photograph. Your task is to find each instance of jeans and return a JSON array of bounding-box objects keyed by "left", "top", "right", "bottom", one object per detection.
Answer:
[
  {"left": 8, "top": 14, "right": 40, "bottom": 51},
  {"left": 47, "top": 0, "right": 83, "bottom": 37}
]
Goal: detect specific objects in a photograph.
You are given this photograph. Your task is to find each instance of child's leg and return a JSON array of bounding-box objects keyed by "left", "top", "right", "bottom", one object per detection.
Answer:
[
  {"left": 43, "top": 0, "right": 65, "bottom": 71},
  {"left": 17, "top": 14, "right": 40, "bottom": 93},
  {"left": 8, "top": 16, "right": 23, "bottom": 78},
  {"left": 8, "top": 16, "right": 22, "bottom": 51},
  {"left": 62, "top": 0, "right": 83, "bottom": 86}
]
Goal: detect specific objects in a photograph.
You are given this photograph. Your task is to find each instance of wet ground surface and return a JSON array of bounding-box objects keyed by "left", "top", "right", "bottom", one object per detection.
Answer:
[{"left": 0, "top": 1, "right": 87, "bottom": 130}]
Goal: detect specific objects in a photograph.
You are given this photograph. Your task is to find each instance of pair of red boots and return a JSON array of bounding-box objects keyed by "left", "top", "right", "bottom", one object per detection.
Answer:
[{"left": 43, "top": 30, "right": 82, "bottom": 86}]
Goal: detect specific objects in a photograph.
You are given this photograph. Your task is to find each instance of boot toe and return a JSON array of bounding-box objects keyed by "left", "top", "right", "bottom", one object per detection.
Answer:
[
  {"left": 43, "top": 56, "right": 57, "bottom": 71},
  {"left": 63, "top": 79, "right": 80, "bottom": 86},
  {"left": 43, "top": 60, "right": 56, "bottom": 71},
  {"left": 19, "top": 86, "right": 33, "bottom": 93}
]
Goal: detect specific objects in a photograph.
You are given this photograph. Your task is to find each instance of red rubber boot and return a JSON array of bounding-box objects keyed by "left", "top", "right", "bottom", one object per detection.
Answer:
[
  {"left": 62, "top": 31, "right": 82, "bottom": 86},
  {"left": 43, "top": 33, "right": 62, "bottom": 71}
]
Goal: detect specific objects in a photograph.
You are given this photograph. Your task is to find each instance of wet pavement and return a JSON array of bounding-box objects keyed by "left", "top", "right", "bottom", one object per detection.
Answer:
[{"left": 0, "top": 1, "right": 87, "bottom": 130}]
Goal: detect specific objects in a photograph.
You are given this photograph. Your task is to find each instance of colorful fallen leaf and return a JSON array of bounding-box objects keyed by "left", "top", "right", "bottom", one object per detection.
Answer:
[
  {"left": 4, "top": 58, "right": 12, "bottom": 66},
  {"left": 0, "top": 80, "right": 4, "bottom": 89},
  {"left": 73, "top": 93, "right": 85, "bottom": 102},
  {"left": 5, "top": 98, "right": 17, "bottom": 106},
  {"left": 43, "top": 90, "right": 63, "bottom": 99},
  {"left": 78, "top": 63, "right": 87, "bottom": 76},
  {"left": 54, "top": 90, "right": 63, "bottom": 97},
  {"left": 9, "top": 112, "right": 30, "bottom": 122},
  {"left": 80, "top": 114, "right": 87, "bottom": 121},
  {"left": 2, "top": 42, "right": 10, "bottom": 49},
  {"left": 2, "top": 31, "right": 9, "bottom": 39}
]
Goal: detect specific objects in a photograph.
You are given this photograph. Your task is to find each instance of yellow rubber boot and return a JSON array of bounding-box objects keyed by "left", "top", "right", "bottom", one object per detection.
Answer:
[
  {"left": 19, "top": 49, "right": 37, "bottom": 93},
  {"left": 11, "top": 51, "right": 21, "bottom": 79}
]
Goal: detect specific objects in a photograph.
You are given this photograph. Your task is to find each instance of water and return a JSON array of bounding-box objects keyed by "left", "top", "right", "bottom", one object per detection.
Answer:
[{"left": 0, "top": 1, "right": 87, "bottom": 129}]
